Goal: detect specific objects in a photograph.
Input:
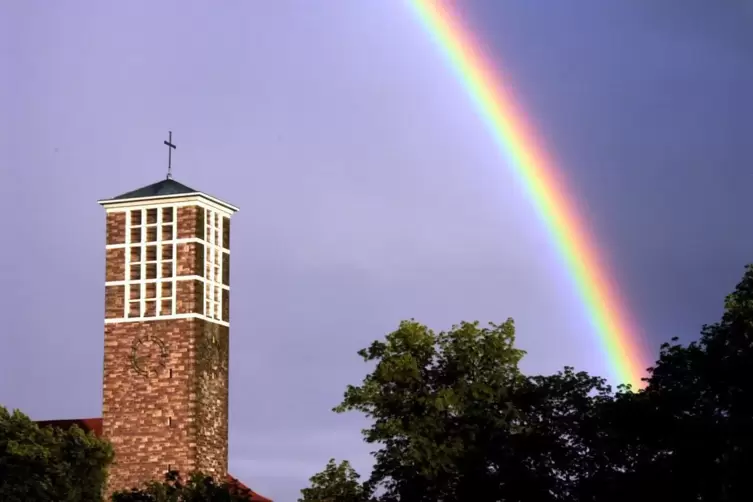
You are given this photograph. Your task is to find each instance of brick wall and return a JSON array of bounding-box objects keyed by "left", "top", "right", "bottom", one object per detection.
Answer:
[
  {"left": 102, "top": 318, "right": 229, "bottom": 493},
  {"left": 177, "top": 242, "right": 204, "bottom": 276},
  {"left": 106, "top": 212, "right": 126, "bottom": 245},
  {"left": 105, "top": 286, "right": 124, "bottom": 319},
  {"left": 177, "top": 206, "right": 204, "bottom": 239},
  {"left": 195, "top": 322, "right": 229, "bottom": 476}
]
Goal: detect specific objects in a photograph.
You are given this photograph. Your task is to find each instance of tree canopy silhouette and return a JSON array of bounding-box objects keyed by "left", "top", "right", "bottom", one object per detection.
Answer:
[
  {"left": 301, "top": 264, "right": 753, "bottom": 502},
  {"left": 0, "top": 407, "right": 113, "bottom": 502},
  {"left": 298, "top": 459, "right": 368, "bottom": 502},
  {"left": 112, "top": 471, "right": 254, "bottom": 502}
]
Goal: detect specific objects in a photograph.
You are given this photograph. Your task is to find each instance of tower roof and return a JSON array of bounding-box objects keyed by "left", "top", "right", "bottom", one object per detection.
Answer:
[
  {"left": 112, "top": 178, "right": 199, "bottom": 200},
  {"left": 98, "top": 178, "right": 239, "bottom": 213}
]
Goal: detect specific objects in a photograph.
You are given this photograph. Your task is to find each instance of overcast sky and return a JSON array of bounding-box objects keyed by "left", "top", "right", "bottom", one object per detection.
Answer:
[{"left": 1, "top": 1, "right": 752, "bottom": 500}]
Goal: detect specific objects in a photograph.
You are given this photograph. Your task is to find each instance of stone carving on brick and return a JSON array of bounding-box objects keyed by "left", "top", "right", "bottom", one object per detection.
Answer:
[{"left": 130, "top": 334, "right": 169, "bottom": 378}]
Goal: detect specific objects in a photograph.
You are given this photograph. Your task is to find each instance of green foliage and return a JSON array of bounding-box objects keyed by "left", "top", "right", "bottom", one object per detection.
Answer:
[
  {"left": 298, "top": 459, "right": 369, "bottom": 502},
  {"left": 594, "top": 263, "right": 753, "bottom": 501},
  {"left": 0, "top": 407, "right": 113, "bottom": 502},
  {"left": 301, "top": 264, "right": 753, "bottom": 501},
  {"left": 112, "top": 471, "right": 252, "bottom": 502},
  {"left": 330, "top": 318, "right": 617, "bottom": 501}
]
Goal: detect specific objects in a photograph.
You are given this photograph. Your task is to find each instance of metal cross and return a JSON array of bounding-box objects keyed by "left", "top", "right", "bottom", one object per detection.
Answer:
[{"left": 164, "top": 131, "right": 177, "bottom": 179}]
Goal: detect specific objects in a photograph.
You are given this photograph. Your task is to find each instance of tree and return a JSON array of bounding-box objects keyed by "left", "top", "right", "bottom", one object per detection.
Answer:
[
  {"left": 112, "top": 471, "right": 254, "bottom": 502},
  {"left": 0, "top": 406, "right": 113, "bottom": 502},
  {"left": 303, "top": 263, "right": 753, "bottom": 501},
  {"left": 330, "top": 318, "right": 615, "bottom": 502},
  {"left": 298, "top": 459, "right": 369, "bottom": 502},
  {"left": 321, "top": 320, "right": 683, "bottom": 502},
  {"left": 598, "top": 264, "right": 753, "bottom": 501}
]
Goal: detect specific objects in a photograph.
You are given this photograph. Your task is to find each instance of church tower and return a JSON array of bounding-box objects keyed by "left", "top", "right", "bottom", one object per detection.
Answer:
[{"left": 98, "top": 177, "right": 237, "bottom": 493}]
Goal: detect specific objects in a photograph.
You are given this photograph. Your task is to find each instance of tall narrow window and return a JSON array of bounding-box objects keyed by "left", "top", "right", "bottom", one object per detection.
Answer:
[
  {"left": 203, "top": 208, "right": 227, "bottom": 321},
  {"left": 124, "top": 206, "right": 177, "bottom": 319}
]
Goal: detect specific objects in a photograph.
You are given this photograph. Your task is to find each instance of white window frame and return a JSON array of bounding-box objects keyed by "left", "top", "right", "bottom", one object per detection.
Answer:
[
  {"left": 204, "top": 208, "right": 225, "bottom": 321},
  {"left": 123, "top": 206, "right": 178, "bottom": 320}
]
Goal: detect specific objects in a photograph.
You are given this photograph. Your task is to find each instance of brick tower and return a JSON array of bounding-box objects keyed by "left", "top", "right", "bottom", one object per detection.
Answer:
[{"left": 99, "top": 178, "right": 237, "bottom": 493}]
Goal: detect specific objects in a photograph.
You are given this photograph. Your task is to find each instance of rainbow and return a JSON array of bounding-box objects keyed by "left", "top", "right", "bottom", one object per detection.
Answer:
[{"left": 408, "top": 0, "right": 647, "bottom": 387}]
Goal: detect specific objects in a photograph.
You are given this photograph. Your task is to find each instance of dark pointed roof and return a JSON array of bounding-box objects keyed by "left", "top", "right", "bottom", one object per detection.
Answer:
[
  {"left": 112, "top": 178, "right": 199, "bottom": 200},
  {"left": 99, "top": 177, "right": 240, "bottom": 213}
]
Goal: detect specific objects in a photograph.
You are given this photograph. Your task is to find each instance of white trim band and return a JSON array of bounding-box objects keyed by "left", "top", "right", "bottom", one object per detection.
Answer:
[
  {"left": 105, "top": 312, "right": 229, "bottom": 327},
  {"left": 99, "top": 194, "right": 238, "bottom": 216},
  {"left": 106, "top": 237, "right": 230, "bottom": 254},
  {"left": 105, "top": 275, "right": 230, "bottom": 291}
]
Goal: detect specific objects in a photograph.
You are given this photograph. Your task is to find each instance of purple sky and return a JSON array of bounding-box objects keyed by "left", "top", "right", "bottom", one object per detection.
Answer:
[{"left": 2, "top": 1, "right": 752, "bottom": 500}]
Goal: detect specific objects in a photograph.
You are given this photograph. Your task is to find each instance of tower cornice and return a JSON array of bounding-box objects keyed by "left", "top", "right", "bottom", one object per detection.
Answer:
[
  {"left": 98, "top": 178, "right": 239, "bottom": 214},
  {"left": 98, "top": 192, "right": 239, "bottom": 215}
]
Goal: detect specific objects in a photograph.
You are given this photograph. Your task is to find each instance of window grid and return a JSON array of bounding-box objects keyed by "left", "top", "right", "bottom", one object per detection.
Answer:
[
  {"left": 140, "top": 214, "right": 146, "bottom": 316},
  {"left": 157, "top": 206, "right": 163, "bottom": 314},
  {"left": 172, "top": 212, "right": 177, "bottom": 316},
  {"left": 125, "top": 211, "right": 131, "bottom": 316},
  {"left": 123, "top": 207, "right": 177, "bottom": 320},
  {"left": 114, "top": 206, "right": 229, "bottom": 323},
  {"left": 204, "top": 208, "right": 224, "bottom": 320}
]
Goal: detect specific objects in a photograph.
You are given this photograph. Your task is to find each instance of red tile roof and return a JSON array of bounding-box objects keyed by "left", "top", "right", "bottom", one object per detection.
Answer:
[
  {"left": 36, "top": 417, "right": 271, "bottom": 502},
  {"left": 226, "top": 475, "right": 273, "bottom": 502},
  {"left": 37, "top": 418, "right": 104, "bottom": 437}
]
